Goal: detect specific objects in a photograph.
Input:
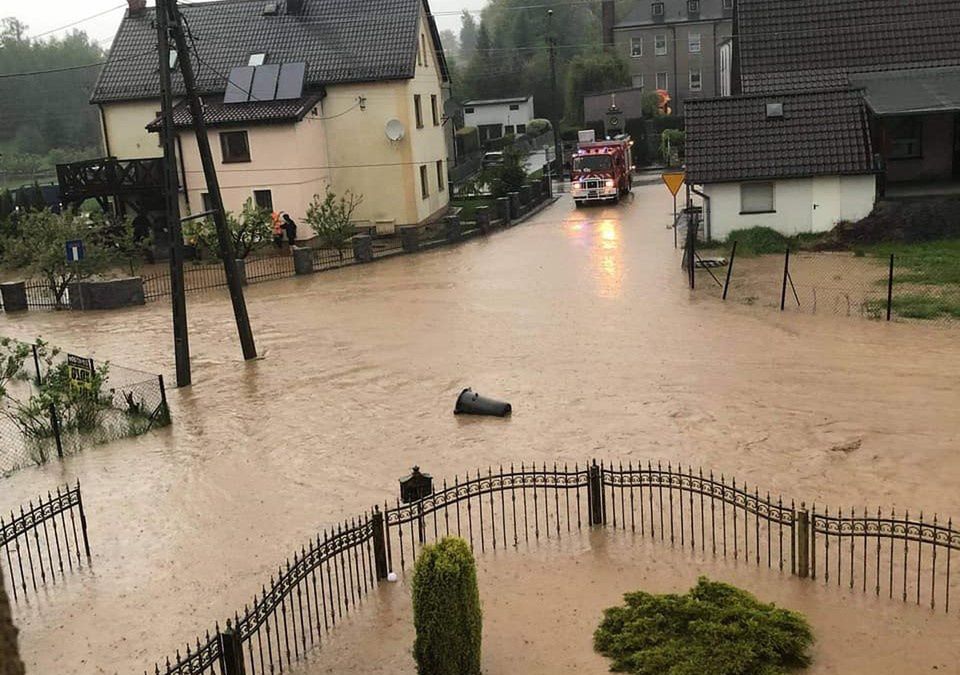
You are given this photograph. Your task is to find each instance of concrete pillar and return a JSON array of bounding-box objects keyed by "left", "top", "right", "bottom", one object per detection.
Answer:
[
  {"left": 0, "top": 282, "right": 28, "bottom": 312},
  {"left": 444, "top": 215, "right": 462, "bottom": 242},
  {"left": 508, "top": 192, "right": 521, "bottom": 220},
  {"left": 352, "top": 234, "right": 374, "bottom": 263},
  {"left": 475, "top": 206, "right": 491, "bottom": 234},
  {"left": 234, "top": 259, "right": 248, "bottom": 287},
  {"left": 400, "top": 226, "right": 421, "bottom": 253},
  {"left": 292, "top": 246, "right": 314, "bottom": 274},
  {"left": 496, "top": 197, "right": 511, "bottom": 226}
]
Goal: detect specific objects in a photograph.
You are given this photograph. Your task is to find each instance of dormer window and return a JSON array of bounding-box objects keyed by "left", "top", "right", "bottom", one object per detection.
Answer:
[
  {"left": 652, "top": 2, "right": 664, "bottom": 17},
  {"left": 688, "top": 0, "right": 700, "bottom": 13},
  {"left": 248, "top": 53, "right": 267, "bottom": 66}
]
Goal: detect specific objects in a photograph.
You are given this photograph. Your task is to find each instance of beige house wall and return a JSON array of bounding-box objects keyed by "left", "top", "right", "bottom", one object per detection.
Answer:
[{"left": 99, "top": 99, "right": 162, "bottom": 158}]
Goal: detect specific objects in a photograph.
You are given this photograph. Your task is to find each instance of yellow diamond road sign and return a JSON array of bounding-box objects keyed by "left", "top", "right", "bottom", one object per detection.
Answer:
[{"left": 662, "top": 171, "right": 686, "bottom": 197}]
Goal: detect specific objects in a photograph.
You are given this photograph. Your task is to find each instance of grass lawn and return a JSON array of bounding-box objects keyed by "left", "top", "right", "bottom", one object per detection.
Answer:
[
  {"left": 451, "top": 198, "right": 496, "bottom": 222},
  {"left": 859, "top": 239, "right": 960, "bottom": 286}
]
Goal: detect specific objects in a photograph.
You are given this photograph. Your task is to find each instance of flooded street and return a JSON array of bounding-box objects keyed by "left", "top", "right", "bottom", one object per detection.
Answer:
[{"left": 2, "top": 180, "right": 959, "bottom": 673}]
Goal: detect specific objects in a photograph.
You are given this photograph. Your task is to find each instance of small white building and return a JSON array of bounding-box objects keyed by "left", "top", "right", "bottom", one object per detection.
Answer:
[
  {"left": 685, "top": 90, "right": 878, "bottom": 240},
  {"left": 462, "top": 96, "right": 535, "bottom": 143}
]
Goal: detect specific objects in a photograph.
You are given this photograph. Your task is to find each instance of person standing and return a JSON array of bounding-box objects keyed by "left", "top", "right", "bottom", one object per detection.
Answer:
[
  {"left": 282, "top": 212, "right": 298, "bottom": 246},
  {"left": 271, "top": 210, "right": 284, "bottom": 249}
]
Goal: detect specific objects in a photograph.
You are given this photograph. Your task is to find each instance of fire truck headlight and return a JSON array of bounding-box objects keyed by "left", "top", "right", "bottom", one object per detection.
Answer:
[{"left": 605, "top": 179, "right": 615, "bottom": 188}]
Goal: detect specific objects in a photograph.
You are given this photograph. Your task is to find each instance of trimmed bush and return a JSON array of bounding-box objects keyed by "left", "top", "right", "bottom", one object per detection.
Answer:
[
  {"left": 412, "top": 538, "right": 482, "bottom": 675},
  {"left": 595, "top": 577, "right": 814, "bottom": 675}
]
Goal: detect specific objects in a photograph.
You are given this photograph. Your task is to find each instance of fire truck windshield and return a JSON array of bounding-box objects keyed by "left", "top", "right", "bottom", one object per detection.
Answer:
[{"left": 574, "top": 155, "right": 613, "bottom": 171}]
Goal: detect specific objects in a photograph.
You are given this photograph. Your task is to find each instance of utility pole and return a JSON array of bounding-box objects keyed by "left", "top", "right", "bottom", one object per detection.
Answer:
[
  {"left": 167, "top": 0, "right": 257, "bottom": 361},
  {"left": 547, "top": 10, "right": 564, "bottom": 181},
  {"left": 156, "top": 0, "right": 192, "bottom": 387}
]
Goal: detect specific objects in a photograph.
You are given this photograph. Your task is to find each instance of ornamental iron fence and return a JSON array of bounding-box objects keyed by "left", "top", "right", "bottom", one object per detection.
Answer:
[
  {"left": 150, "top": 460, "right": 960, "bottom": 675},
  {"left": 1, "top": 482, "right": 90, "bottom": 601}
]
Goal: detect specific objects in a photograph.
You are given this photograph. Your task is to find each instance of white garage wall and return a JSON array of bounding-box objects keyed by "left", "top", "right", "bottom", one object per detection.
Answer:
[{"left": 704, "top": 175, "right": 876, "bottom": 241}]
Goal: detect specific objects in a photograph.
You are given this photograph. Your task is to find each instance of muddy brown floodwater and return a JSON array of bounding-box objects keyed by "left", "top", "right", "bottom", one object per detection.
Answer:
[{"left": 1, "top": 180, "right": 958, "bottom": 674}]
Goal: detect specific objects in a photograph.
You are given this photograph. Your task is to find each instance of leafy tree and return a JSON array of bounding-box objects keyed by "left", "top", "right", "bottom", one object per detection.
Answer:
[
  {"left": 565, "top": 52, "right": 630, "bottom": 124},
  {"left": 305, "top": 188, "right": 363, "bottom": 261},
  {"left": 482, "top": 145, "right": 529, "bottom": 198},
  {"left": 438, "top": 29, "right": 459, "bottom": 59},
  {"left": 641, "top": 91, "right": 663, "bottom": 118},
  {"left": 594, "top": 577, "right": 814, "bottom": 675},
  {"left": 1, "top": 209, "right": 119, "bottom": 308},
  {"left": 459, "top": 10, "right": 479, "bottom": 61},
  {"left": 412, "top": 538, "right": 482, "bottom": 675},
  {"left": 660, "top": 129, "right": 686, "bottom": 166},
  {"left": 184, "top": 198, "right": 271, "bottom": 260}
]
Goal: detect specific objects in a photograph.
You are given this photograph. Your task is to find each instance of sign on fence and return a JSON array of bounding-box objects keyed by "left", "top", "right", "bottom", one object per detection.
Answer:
[
  {"left": 65, "top": 239, "right": 85, "bottom": 263},
  {"left": 67, "top": 354, "right": 94, "bottom": 390}
]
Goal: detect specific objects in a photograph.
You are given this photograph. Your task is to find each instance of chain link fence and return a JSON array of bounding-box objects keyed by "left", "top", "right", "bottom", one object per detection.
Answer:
[{"left": 0, "top": 340, "right": 169, "bottom": 477}]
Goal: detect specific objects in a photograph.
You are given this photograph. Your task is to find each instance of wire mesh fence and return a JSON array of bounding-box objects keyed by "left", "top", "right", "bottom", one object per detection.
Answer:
[
  {"left": 0, "top": 340, "right": 170, "bottom": 477},
  {"left": 150, "top": 460, "right": 960, "bottom": 675},
  {"left": 1, "top": 482, "right": 90, "bottom": 602},
  {"left": 693, "top": 239, "right": 960, "bottom": 325}
]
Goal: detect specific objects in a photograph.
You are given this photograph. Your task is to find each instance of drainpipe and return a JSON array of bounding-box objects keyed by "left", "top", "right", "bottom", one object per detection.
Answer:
[{"left": 690, "top": 184, "right": 711, "bottom": 242}]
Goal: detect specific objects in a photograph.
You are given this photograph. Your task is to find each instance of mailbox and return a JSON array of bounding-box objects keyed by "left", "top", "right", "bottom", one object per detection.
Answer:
[{"left": 400, "top": 466, "right": 433, "bottom": 504}]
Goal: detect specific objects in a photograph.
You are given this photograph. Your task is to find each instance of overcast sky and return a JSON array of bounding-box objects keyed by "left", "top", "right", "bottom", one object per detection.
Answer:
[{"left": 0, "top": 0, "right": 486, "bottom": 47}]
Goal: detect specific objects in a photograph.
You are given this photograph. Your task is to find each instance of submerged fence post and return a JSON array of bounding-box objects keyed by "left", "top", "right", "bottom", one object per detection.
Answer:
[
  {"left": 886, "top": 253, "right": 895, "bottom": 321},
  {"left": 157, "top": 374, "right": 170, "bottom": 423},
  {"left": 219, "top": 621, "right": 246, "bottom": 675},
  {"left": 371, "top": 508, "right": 388, "bottom": 579},
  {"left": 76, "top": 481, "right": 91, "bottom": 559},
  {"left": 49, "top": 403, "right": 63, "bottom": 460},
  {"left": 32, "top": 344, "right": 42, "bottom": 385},
  {"left": 589, "top": 461, "right": 604, "bottom": 526},
  {"left": 722, "top": 241, "right": 737, "bottom": 301},
  {"left": 780, "top": 247, "right": 791, "bottom": 311},
  {"left": 796, "top": 504, "right": 810, "bottom": 578}
]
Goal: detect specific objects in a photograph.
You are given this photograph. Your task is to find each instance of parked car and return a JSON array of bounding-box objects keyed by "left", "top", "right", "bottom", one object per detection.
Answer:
[{"left": 481, "top": 152, "right": 504, "bottom": 170}]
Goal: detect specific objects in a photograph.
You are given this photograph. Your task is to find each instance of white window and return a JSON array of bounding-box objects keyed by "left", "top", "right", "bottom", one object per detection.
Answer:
[
  {"left": 656, "top": 71, "right": 668, "bottom": 90},
  {"left": 689, "top": 69, "right": 702, "bottom": 91},
  {"left": 741, "top": 183, "right": 775, "bottom": 214},
  {"left": 632, "top": 74, "right": 645, "bottom": 89},
  {"left": 509, "top": 104, "right": 520, "bottom": 110},
  {"left": 655, "top": 34, "right": 667, "bottom": 56},
  {"left": 652, "top": 2, "right": 664, "bottom": 16},
  {"left": 688, "top": 0, "right": 700, "bottom": 13},
  {"left": 248, "top": 53, "right": 266, "bottom": 66},
  {"left": 688, "top": 33, "right": 701, "bottom": 53},
  {"left": 630, "top": 37, "right": 643, "bottom": 57}
]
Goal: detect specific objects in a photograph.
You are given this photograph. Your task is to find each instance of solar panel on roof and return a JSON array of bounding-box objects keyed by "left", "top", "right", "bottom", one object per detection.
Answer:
[
  {"left": 224, "top": 66, "right": 255, "bottom": 104},
  {"left": 275, "top": 62, "right": 306, "bottom": 100},
  {"left": 250, "top": 64, "right": 281, "bottom": 101}
]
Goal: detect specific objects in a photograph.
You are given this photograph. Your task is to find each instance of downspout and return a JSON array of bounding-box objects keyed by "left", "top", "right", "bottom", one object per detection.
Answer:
[
  {"left": 176, "top": 133, "right": 191, "bottom": 212},
  {"left": 690, "top": 184, "right": 711, "bottom": 242}
]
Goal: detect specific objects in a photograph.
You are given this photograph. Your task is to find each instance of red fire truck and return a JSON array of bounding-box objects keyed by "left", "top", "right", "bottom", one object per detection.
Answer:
[{"left": 570, "top": 131, "right": 634, "bottom": 207}]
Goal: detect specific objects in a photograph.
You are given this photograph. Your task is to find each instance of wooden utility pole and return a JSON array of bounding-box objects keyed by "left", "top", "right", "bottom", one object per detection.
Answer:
[
  {"left": 156, "top": 0, "right": 192, "bottom": 387},
  {"left": 167, "top": 0, "right": 258, "bottom": 361}
]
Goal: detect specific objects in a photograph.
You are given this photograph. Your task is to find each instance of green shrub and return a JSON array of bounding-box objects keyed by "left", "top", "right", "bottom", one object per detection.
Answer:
[
  {"left": 595, "top": 577, "right": 814, "bottom": 675},
  {"left": 526, "top": 119, "right": 552, "bottom": 137},
  {"left": 412, "top": 538, "right": 482, "bottom": 675},
  {"left": 723, "top": 226, "right": 791, "bottom": 255}
]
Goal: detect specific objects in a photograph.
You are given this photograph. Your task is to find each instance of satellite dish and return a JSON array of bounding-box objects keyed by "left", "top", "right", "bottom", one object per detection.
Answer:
[{"left": 385, "top": 119, "right": 406, "bottom": 142}]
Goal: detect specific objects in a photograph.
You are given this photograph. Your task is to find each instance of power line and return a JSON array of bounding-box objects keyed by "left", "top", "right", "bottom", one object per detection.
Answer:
[
  {"left": 27, "top": 4, "right": 127, "bottom": 40},
  {"left": 0, "top": 50, "right": 152, "bottom": 79}
]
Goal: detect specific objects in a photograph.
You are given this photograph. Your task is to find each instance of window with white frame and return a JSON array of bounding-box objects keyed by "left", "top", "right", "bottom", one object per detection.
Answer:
[
  {"left": 741, "top": 183, "right": 775, "bottom": 213},
  {"left": 630, "top": 37, "right": 643, "bottom": 57},
  {"left": 656, "top": 71, "right": 668, "bottom": 90},
  {"left": 689, "top": 69, "right": 702, "bottom": 91},
  {"left": 689, "top": 33, "right": 701, "bottom": 53},
  {"left": 248, "top": 53, "right": 266, "bottom": 66},
  {"left": 632, "top": 74, "right": 645, "bottom": 89},
  {"left": 655, "top": 34, "right": 667, "bottom": 56},
  {"left": 688, "top": 0, "right": 700, "bottom": 13},
  {"left": 652, "top": 2, "right": 664, "bottom": 16}
]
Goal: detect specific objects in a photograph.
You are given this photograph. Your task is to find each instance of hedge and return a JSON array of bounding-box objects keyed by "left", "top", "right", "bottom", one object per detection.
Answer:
[{"left": 412, "top": 537, "right": 482, "bottom": 675}]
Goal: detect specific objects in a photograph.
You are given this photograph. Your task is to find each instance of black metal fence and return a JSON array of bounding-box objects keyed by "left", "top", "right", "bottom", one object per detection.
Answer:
[
  {"left": 150, "top": 460, "right": 960, "bottom": 675},
  {"left": 1, "top": 482, "right": 90, "bottom": 601}
]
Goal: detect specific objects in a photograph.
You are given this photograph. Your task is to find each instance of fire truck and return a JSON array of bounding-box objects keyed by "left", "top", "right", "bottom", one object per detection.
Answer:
[{"left": 570, "top": 130, "right": 634, "bottom": 207}]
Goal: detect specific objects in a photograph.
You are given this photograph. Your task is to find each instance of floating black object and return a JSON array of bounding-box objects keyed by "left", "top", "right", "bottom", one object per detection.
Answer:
[{"left": 454, "top": 388, "right": 512, "bottom": 417}]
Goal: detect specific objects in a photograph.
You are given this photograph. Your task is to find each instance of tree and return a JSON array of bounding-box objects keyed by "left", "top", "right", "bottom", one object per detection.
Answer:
[
  {"left": 660, "top": 129, "right": 686, "bottom": 166},
  {"left": 594, "top": 577, "right": 814, "bottom": 675},
  {"left": 459, "top": 10, "right": 479, "bottom": 61},
  {"left": 305, "top": 188, "right": 363, "bottom": 261},
  {"left": 1, "top": 209, "right": 119, "bottom": 308},
  {"left": 483, "top": 145, "right": 529, "bottom": 198},
  {"left": 438, "top": 29, "right": 459, "bottom": 59},
  {"left": 565, "top": 52, "right": 630, "bottom": 124},
  {"left": 412, "top": 538, "right": 482, "bottom": 675},
  {"left": 184, "top": 198, "right": 271, "bottom": 260}
]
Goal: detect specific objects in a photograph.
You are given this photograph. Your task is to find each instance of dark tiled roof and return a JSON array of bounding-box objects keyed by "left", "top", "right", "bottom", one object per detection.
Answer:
[
  {"left": 851, "top": 66, "right": 960, "bottom": 116},
  {"left": 92, "top": 0, "right": 448, "bottom": 103},
  {"left": 145, "top": 94, "right": 323, "bottom": 131},
  {"left": 737, "top": 0, "right": 960, "bottom": 93},
  {"left": 685, "top": 89, "right": 875, "bottom": 184},
  {"left": 616, "top": 0, "right": 731, "bottom": 28}
]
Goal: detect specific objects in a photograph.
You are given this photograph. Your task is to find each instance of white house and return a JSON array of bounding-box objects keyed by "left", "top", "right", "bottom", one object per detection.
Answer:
[
  {"left": 685, "top": 90, "right": 878, "bottom": 240},
  {"left": 462, "top": 96, "right": 535, "bottom": 143},
  {"left": 92, "top": 0, "right": 452, "bottom": 233}
]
